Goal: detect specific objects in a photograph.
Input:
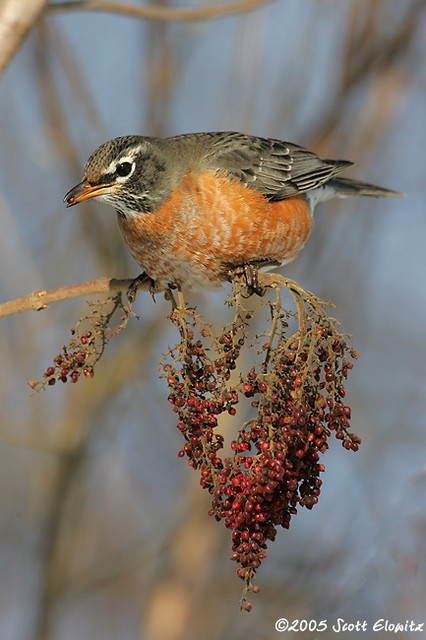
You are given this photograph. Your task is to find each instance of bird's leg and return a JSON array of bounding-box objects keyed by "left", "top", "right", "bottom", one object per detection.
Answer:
[
  {"left": 127, "top": 272, "right": 156, "bottom": 304},
  {"left": 164, "top": 282, "right": 183, "bottom": 310},
  {"left": 229, "top": 261, "right": 277, "bottom": 296},
  {"left": 242, "top": 263, "right": 266, "bottom": 297},
  {"left": 164, "top": 288, "right": 178, "bottom": 309},
  {"left": 228, "top": 263, "right": 265, "bottom": 297}
]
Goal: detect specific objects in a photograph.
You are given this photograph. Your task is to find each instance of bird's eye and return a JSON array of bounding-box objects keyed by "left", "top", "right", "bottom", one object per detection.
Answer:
[{"left": 116, "top": 161, "right": 133, "bottom": 177}]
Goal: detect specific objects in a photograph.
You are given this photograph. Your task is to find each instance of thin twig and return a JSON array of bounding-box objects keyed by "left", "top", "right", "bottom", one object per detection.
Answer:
[
  {"left": 46, "top": 0, "right": 274, "bottom": 22},
  {"left": 262, "top": 283, "right": 281, "bottom": 371}
]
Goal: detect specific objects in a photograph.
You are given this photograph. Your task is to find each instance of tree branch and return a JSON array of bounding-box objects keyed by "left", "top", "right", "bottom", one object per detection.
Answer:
[
  {"left": 0, "top": 0, "right": 47, "bottom": 74},
  {"left": 46, "top": 0, "right": 274, "bottom": 22},
  {"left": 0, "top": 272, "right": 325, "bottom": 319},
  {"left": 0, "top": 276, "right": 155, "bottom": 318}
]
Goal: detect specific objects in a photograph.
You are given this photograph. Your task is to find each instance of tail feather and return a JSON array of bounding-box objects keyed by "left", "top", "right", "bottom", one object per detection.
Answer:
[{"left": 329, "top": 176, "right": 405, "bottom": 198}]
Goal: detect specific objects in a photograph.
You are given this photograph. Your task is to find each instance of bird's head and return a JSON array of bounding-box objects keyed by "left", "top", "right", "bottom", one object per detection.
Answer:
[{"left": 64, "top": 136, "right": 173, "bottom": 217}]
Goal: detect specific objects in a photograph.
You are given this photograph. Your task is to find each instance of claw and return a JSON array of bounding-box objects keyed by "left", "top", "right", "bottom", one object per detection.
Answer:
[
  {"left": 127, "top": 272, "right": 156, "bottom": 303},
  {"left": 242, "top": 263, "right": 266, "bottom": 297}
]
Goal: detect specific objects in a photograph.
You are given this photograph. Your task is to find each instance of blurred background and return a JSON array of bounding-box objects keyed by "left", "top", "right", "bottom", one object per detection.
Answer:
[{"left": 1, "top": 0, "right": 425, "bottom": 638}]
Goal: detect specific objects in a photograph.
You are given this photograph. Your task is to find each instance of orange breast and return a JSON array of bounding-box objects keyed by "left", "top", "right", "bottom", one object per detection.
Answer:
[{"left": 118, "top": 171, "right": 313, "bottom": 289}]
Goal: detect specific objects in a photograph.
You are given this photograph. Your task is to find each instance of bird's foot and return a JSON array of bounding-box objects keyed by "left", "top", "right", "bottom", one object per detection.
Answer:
[
  {"left": 230, "top": 263, "right": 266, "bottom": 297},
  {"left": 243, "top": 263, "right": 266, "bottom": 297},
  {"left": 127, "top": 272, "right": 156, "bottom": 304}
]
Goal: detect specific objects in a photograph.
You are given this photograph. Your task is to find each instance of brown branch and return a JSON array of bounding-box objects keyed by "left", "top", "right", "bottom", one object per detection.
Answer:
[
  {"left": 46, "top": 0, "right": 274, "bottom": 22},
  {"left": 0, "top": 0, "right": 47, "bottom": 74},
  {"left": 0, "top": 277, "right": 156, "bottom": 318},
  {"left": 0, "top": 271, "right": 323, "bottom": 319}
]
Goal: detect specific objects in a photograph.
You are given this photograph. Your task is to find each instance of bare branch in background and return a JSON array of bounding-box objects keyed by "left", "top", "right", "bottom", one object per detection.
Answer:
[
  {"left": 46, "top": 0, "right": 275, "bottom": 22},
  {"left": 0, "top": 0, "right": 274, "bottom": 75},
  {"left": 0, "top": 0, "right": 47, "bottom": 74},
  {"left": 310, "top": 0, "right": 426, "bottom": 153}
]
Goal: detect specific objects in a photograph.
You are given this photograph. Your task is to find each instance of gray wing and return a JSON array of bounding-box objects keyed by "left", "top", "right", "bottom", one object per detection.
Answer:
[{"left": 189, "top": 131, "right": 352, "bottom": 201}]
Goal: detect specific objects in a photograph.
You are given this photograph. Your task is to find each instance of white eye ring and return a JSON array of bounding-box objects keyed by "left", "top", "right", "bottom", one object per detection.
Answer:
[{"left": 114, "top": 157, "right": 136, "bottom": 181}]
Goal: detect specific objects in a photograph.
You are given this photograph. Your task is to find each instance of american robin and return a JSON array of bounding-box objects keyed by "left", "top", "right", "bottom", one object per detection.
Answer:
[{"left": 64, "top": 132, "right": 401, "bottom": 293}]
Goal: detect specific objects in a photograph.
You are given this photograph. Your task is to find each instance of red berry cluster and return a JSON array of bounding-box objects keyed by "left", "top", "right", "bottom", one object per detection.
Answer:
[
  {"left": 163, "top": 310, "right": 251, "bottom": 489},
  {"left": 29, "top": 279, "right": 360, "bottom": 611},
  {"left": 30, "top": 294, "right": 130, "bottom": 392},
  {"left": 163, "top": 294, "right": 360, "bottom": 611},
  {"left": 40, "top": 330, "right": 95, "bottom": 386}
]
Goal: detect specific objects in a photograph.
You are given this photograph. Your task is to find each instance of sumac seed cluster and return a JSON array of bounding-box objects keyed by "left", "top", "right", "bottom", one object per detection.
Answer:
[
  {"left": 38, "top": 330, "right": 98, "bottom": 388},
  {"left": 164, "top": 300, "right": 359, "bottom": 611}
]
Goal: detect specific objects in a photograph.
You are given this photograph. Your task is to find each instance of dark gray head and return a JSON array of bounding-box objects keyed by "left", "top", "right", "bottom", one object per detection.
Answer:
[{"left": 64, "top": 136, "right": 178, "bottom": 216}]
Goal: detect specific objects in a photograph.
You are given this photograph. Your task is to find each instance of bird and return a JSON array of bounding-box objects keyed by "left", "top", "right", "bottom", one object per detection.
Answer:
[{"left": 64, "top": 131, "right": 402, "bottom": 294}]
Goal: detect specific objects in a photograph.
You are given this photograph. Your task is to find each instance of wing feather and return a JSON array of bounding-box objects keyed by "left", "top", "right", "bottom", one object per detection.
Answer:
[{"left": 187, "top": 132, "right": 352, "bottom": 201}]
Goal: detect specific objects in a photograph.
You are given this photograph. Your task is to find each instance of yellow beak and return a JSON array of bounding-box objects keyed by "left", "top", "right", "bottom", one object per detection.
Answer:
[{"left": 64, "top": 180, "right": 115, "bottom": 207}]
